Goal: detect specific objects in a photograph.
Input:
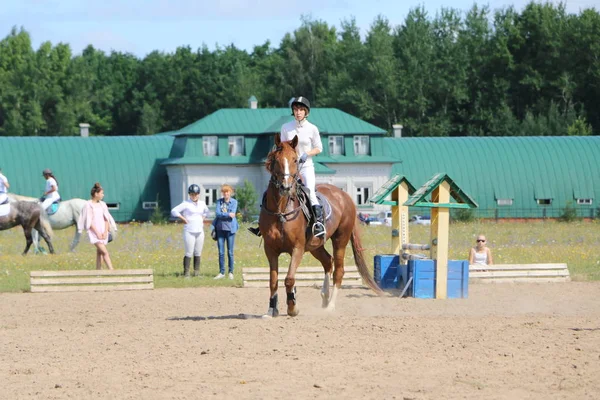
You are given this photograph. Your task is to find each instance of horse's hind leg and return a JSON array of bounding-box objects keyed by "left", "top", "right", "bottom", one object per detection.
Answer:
[
  {"left": 22, "top": 227, "right": 34, "bottom": 255},
  {"left": 70, "top": 227, "right": 81, "bottom": 252},
  {"left": 310, "top": 246, "right": 334, "bottom": 308},
  {"left": 38, "top": 229, "right": 55, "bottom": 254},
  {"left": 326, "top": 239, "right": 349, "bottom": 312},
  {"left": 34, "top": 221, "right": 55, "bottom": 254}
]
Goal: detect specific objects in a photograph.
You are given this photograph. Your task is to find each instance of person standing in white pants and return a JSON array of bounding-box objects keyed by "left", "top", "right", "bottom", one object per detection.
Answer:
[{"left": 171, "top": 184, "right": 210, "bottom": 278}]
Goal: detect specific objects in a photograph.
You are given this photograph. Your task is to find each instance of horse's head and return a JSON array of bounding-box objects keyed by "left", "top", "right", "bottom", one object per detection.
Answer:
[{"left": 266, "top": 134, "right": 300, "bottom": 197}]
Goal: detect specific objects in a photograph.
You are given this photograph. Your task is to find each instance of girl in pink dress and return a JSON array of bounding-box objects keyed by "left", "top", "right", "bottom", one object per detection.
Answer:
[{"left": 79, "top": 183, "right": 116, "bottom": 270}]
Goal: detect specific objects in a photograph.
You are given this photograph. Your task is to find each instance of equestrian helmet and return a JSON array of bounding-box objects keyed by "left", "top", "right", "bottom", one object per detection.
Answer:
[
  {"left": 290, "top": 96, "right": 311, "bottom": 115},
  {"left": 42, "top": 168, "right": 52, "bottom": 175},
  {"left": 188, "top": 184, "right": 201, "bottom": 194}
]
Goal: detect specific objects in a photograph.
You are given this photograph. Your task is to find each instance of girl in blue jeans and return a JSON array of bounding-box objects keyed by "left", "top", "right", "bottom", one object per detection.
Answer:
[{"left": 212, "top": 184, "right": 238, "bottom": 279}]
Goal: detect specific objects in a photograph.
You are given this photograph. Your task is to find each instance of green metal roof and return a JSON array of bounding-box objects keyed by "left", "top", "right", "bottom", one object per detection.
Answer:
[
  {"left": 383, "top": 136, "right": 600, "bottom": 218},
  {"left": 174, "top": 108, "right": 387, "bottom": 136},
  {"left": 369, "top": 174, "right": 417, "bottom": 205},
  {"left": 404, "top": 173, "right": 478, "bottom": 209},
  {"left": 0, "top": 136, "right": 174, "bottom": 221}
]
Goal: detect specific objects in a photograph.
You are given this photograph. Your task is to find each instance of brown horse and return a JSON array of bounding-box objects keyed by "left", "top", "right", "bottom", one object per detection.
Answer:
[
  {"left": 0, "top": 200, "right": 54, "bottom": 255},
  {"left": 259, "top": 134, "right": 382, "bottom": 318}
]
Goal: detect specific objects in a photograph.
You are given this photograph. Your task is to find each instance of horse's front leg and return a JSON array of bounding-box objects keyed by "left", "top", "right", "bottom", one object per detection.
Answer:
[
  {"left": 285, "top": 247, "right": 304, "bottom": 317},
  {"left": 263, "top": 247, "right": 280, "bottom": 318}
]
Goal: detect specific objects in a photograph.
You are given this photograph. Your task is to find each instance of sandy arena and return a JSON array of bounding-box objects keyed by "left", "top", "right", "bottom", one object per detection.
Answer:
[{"left": 2, "top": 282, "right": 599, "bottom": 399}]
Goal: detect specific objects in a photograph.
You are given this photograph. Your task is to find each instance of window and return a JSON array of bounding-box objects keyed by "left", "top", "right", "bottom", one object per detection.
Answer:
[
  {"left": 203, "top": 136, "right": 218, "bottom": 156},
  {"left": 105, "top": 202, "right": 120, "bottom": 210},
  {"left": 329, "top": 136, "right": 344, "bottom": 155},
  {"left": 577, "top": 198, "right": 593, "bottom": 205},
  {"left": 496, "top": 199, "right": 513, "bottom": 206},
  {"left": 142, "top": 201, "right": 158, "bottom": 210},
  {"left": 355, "top": 186, "right": 371, "bottom": 205},
  {"left": 204, "top": 187, "right": 218, "bottom": 206},
  {"left": 228, "top": 136, "right": 244, "bottom": 156},
  {"left": 537, "top": 199, "right": 552, "bottom": 205},
  {"left": 353, "top": 136, "right": 370, "bottom": 155}
]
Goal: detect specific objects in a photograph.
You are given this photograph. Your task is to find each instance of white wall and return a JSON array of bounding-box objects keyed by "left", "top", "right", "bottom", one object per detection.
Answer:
[{"left": 167, "top": 162, "right": 394, "bottom": 214}]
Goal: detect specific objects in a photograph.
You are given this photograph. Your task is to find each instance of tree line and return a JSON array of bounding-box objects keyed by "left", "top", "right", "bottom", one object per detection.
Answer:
[{"left": 0, "top": 2, "right": 598, "bottom": 137}]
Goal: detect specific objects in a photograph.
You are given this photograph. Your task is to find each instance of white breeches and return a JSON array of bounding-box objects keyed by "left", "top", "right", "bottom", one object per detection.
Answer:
[
  {"left": 300, "top": 165, "right": 319, "bottom": 205},
  {"left": 41, "top": 192, "right": 60, "bottom": 210},
  {"left": 0, "top": 193, "right": 7, "bottom": 204},
  {"left": 183, "top": 230, "right": 205, "bottom": 257}
]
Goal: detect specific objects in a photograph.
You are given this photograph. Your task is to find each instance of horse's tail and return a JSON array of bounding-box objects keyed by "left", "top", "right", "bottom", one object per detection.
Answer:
[
  {"left": 350, "top": 224, "right": 383, "bottom": 295},
  {"left": 38, "top": 208, "right": 54, "bottom": 238}
]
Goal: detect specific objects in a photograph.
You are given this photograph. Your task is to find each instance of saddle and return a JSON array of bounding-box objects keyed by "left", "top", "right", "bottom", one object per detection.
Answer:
[
  {"left": 297, "top": 185, "right": 332, "bottom": 231},
  {"left": 47, "top": 200, "right": 61, "bottom": 216}
]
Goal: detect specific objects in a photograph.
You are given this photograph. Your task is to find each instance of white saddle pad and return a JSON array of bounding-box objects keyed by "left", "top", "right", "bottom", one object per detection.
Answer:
[{"left": 0, "top": 203, "right": 10, "bottom": 217}]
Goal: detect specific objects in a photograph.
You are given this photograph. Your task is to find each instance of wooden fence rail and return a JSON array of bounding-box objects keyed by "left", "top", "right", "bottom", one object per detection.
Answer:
[{"left": 30, "top": 269, "right": 154, "bottom": 293}]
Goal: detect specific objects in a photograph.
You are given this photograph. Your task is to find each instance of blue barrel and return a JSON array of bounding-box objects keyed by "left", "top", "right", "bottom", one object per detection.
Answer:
[{"left": 374, "top": 255, "right": 400, "bottom": 289}]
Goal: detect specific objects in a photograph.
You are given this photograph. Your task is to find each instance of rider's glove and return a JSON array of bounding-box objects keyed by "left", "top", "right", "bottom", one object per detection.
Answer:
[{"left": 299, "top": 153, "right": 308, "bottom": 164}]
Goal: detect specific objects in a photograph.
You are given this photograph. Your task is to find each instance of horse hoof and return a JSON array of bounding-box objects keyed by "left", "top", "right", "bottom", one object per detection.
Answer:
[
  {"left": 262, "top": 307, "right": 278, "bottom": 319},
  {"left": 321, "top": 292, "right": 330, "bottom": 308},
  {"left": 287, "top": 306, "right": 299, "bottom": 317}
]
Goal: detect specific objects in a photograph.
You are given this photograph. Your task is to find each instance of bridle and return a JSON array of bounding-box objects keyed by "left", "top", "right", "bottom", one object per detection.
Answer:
[{"left": 262, "top": 149, "right": 303, "bottom": 223}]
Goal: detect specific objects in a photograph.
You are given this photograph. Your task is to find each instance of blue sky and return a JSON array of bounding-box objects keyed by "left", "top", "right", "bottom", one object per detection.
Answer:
[{"left": 2, "top": 0, "right": 597, "bottom": 58}]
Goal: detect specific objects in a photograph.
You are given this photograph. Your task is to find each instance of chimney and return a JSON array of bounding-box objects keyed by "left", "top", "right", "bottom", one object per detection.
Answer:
[
  {"left": 248, "top": 95, "right": 258, "bottom": 109},
  {"left": 392, "top": 124, "right": 403, "bottom": 138},
  {"left": 79, "top": 123, "right": 90, "bottom": 137}
]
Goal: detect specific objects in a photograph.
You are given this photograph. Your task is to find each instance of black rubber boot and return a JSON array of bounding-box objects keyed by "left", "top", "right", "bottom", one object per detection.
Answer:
[
  {"left": 193, "top": 256, "right": 201, "bottom": 277},
  {"left": 248, "top": 227, "right": 261, "bottom": 237},
  {"left": 312, "top": 205, "right": 326, "bottom": 237},
  {"left": 183, "top": 256, "right": 191, "bottom": 278}
]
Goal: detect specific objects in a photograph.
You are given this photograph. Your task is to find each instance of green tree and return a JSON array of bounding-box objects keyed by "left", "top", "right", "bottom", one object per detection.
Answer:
[{"left": 235, "top": 180, "right": 259, "bottom": 222}]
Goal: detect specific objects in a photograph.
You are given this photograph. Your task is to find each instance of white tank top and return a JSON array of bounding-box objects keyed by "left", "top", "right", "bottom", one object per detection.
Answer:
[{"left": 473, "top": 251, "right": 488, "bottom": 265}]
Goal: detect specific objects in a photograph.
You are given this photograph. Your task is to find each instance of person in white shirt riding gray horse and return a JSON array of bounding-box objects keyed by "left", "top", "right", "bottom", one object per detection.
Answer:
[
  {"left": 0, "top": 168, "right": 9, "bottom": 205},
  {"left": 41, "top": 168, "right": 61, "bottom": 212},
  {"left": 171, "top": 184, "right": 210, "bottom": 278},
  {"left": 249, "top": 96, "right": 326, "bottom": 238}
]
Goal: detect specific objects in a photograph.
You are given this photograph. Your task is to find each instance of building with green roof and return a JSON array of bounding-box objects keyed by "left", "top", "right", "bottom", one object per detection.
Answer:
[
  {"left": 162, "top": 107, "right": 399, "bottom": 210},
  {"left": 0, "top": 136, "right": 174, "bottom": 221},
  {"left": 1, "top": 98, "right": 598, "bottom": 221}
]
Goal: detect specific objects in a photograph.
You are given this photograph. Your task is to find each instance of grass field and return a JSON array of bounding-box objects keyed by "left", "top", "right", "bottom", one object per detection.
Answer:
[{"left": 1, "top": 219, "right": 598, "bottom": 292}]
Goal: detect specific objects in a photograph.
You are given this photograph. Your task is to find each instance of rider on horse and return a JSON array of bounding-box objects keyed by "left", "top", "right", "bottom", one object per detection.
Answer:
[
  {"left": 249, "top": 96, "right": 326, "bottom": 238},
  {"left": 41, "top": 168, "right": 61, "bottom": 212}
]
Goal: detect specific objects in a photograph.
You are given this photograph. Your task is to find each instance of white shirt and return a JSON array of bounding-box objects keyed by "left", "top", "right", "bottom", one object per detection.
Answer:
[
  {"left": 280, "top": 119, "right": 323, "bottom": 167},
  {"left": 0, "top": 173, "right": 8, "bottom": 193},
  {"left": 45, "top": 177, "right": 58, "bottom": 194},
  {"left": 171, "top": 199, "right": 209, "bottom": 233}
]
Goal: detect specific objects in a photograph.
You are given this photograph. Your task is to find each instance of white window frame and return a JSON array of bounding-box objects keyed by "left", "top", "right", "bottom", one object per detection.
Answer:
[
  {"left": 536, "top": 199, "right": 552, "bottom": 205},
  {"left": 203, "top": 136, "right": 218, "bottom": 156},
  {"left": 329, "top": 136, "right": 344, "bottom": 155},
  {"left": 355, "top": 185, "right": 372, "bottom": 206},
  {"left": 576, "top": 198, "right": 593, "bottom": 205},
  {"left": 228, "top": 136, "right": 244, "bottom": 156},
  {"left": 353, "top": 136, "right": 370, "bottom": 155},
  {"left": 496, "top": 198, "right": 513, "bottom": 206},
  {"left": 142, "top": 201, "right": 158, "bottom": 210},
  {"left": 105, "top": 202, "right": 120, "bottom": 210},
  {"left": 204, "top": 187, "right": 218, "bottom": 207}
]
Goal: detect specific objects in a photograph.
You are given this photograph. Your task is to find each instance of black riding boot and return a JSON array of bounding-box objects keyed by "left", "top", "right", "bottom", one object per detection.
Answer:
[
  {"left": 183, "top": 256, "right": 191, "bottom": 278},
  {"left": 193, "top": 256, "right": 201, "bottom": 277},
  {"left": 312, "top": 205, "right": 326, "bottom": 237},
  {"left": 248, "top": 227, "right": 262, "bottom": 237}
]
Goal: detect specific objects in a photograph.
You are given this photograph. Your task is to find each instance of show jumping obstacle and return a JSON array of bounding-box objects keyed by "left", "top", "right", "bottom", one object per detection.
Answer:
[{"left": 30, "top": 269, "right": 154, "bottom": 292}]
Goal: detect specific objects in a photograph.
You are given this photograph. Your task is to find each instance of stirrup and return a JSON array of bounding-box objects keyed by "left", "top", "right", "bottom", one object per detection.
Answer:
[
  {"left": 313, "top": 222, "right": 326, "bottom": 237},
  {"left": 248, "top": 227, "right": 261, "bottom": 237}
]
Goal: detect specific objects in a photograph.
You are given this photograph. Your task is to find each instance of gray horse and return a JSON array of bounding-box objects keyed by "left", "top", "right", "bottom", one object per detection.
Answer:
[
  {"left": 0, "top": 200, "right": 54, "bottom": 255},
  {"left": 8, "top": 194, "right": 86, "bottom": 252}
]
